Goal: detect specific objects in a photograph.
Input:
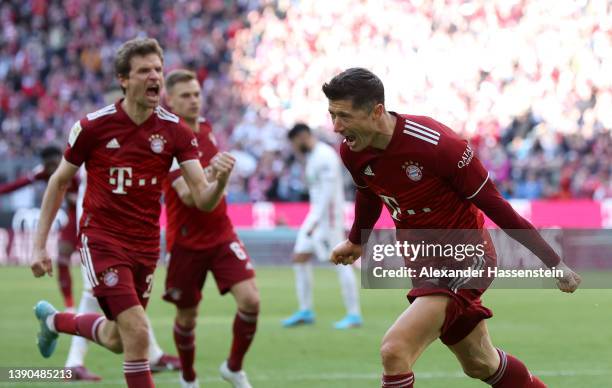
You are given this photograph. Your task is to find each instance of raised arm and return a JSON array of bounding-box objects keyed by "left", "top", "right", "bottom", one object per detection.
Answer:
[{"left": 179, "top": 152, "right": 235, "bottom": 212}]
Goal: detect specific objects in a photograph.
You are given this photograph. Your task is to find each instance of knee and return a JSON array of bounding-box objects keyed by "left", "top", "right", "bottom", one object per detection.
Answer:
[
  {"left": 238, "top": 294, "right": 260, "bottom": 314},
  {"left": 176, "top": 308, "right": 198, "bottom": 328},
  {"left": 120, "top": 317, "right": 150, "bottom": 347},
  {"left": 380, "top": 339, "right": 410, "bottom": 370},
  {"left": 461, "top": 358, "right": 496, "bottom": 380}
]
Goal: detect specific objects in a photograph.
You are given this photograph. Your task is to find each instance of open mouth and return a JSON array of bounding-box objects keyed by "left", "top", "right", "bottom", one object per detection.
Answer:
[
  {"left": 146, "top": 85, "right": 160, "bottom": 98},
  {"left": 345, "top": 134, "right": 357, "bottom": 147}
]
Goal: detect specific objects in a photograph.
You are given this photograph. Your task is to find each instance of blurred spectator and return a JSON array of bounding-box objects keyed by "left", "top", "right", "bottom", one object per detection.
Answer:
[{"left": 0, "top": 0, "right": 610, "bottom": 204}]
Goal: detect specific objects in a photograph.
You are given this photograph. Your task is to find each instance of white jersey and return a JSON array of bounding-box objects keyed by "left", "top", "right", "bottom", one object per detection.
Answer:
[{"left": 302, "top": 141, "right": 345, "bottom": 234}]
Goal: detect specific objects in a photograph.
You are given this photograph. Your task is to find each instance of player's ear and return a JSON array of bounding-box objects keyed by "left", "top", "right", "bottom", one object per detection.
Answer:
[
  {"left": 372, "top": 103, "right": 384, "bottom": 119},
  {"left": 117, "top": 74, "right": 129, "bottom": 92}
]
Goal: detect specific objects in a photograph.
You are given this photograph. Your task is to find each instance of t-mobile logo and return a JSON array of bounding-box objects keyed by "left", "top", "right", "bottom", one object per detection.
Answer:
[{"left": 109, "top": 167, "right": 133, "bottom": 194}]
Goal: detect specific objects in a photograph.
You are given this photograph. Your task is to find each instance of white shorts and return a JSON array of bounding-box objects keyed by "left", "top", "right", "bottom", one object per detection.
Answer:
[{"left": 294, "top": 225, "right": 344, "bottom": 262}]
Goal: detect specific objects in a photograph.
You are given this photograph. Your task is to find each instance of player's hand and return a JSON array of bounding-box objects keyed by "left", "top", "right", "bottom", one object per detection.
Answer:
[
  {"left": 31, "top": 248, "right": 53, "bottom": 278},
  {"left": 210, "top": 152, "right": 235, "bottom": 183},
  {"left": 555, "top": 262, "right": 581, "bottom": 293},
  {"left": 330, "top": 239, "right": 362, "bottom": 265}
]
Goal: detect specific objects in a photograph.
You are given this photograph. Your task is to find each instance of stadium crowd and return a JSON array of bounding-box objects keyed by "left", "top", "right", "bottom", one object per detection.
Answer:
[{"left": 0, "top": 0, "right": 610, "bottom": 204}]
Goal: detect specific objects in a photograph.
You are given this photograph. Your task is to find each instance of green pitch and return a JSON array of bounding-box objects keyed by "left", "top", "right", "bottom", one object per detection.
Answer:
[{"left": 0, "top": 266, "right": 610, "bottom": 387}]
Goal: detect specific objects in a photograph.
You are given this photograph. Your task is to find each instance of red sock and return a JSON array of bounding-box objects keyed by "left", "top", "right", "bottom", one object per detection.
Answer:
[
  {"left": 54, "top": 313, "right": 105, "bottom": 344},
  {"left": 382, "top": 372, "right": 414, "bottom": 387},
  {"left": 124, "top": 359, "right": 154, "bottom": 388},
  {"left": 484, "top": 349, "right": 546, "bottom": 387},
  {"left": 227, "top": 309, "right": 258, "bottom": 372},
  {"left": 173, "top": 322, "right": 196, "bottom": 382},
  {"left": 57, "top": 260, "right": 74, "bottom": 308}
]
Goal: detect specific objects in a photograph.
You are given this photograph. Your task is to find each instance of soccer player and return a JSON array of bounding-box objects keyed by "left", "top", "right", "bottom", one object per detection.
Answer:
[
  {"left": 62, "top": 169, "right": 181, "bottom": 381},
  {"left": 30, "top": 38, "right": 235, "bottom": 388},
  {"left": 161, "top": 69, "right": 259, "bottom": 388},
  {"left": 323, "top": 68, "right": 582, "bottom": 388},
  {"left": 282, "top": 124, "right": 362, "bottom": 329},
  {"left": 0, "top": 145, "right": 77, "bottom": 312}
]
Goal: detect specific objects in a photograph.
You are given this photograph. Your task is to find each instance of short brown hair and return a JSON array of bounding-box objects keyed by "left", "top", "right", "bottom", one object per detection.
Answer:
[
  {"left": 165, "top": 69, "right": 197, "bottom": 92},
  {"left": 322, "top": 67, "right": 385, "bottom": 112},
  {"left": 114, "top": 38, "right": 164, "bottom": 91}
]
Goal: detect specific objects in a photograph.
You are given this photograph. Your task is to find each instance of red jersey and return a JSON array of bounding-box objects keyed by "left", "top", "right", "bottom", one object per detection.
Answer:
[
  {"left": 342, "top": 113, "right": 489, "bottom": 230},
  {"left": 164, "top": 118, "right": 236, "bottom": 251},
  {"left": 64, "top": 101, "right": 198, "bottom": 254}
]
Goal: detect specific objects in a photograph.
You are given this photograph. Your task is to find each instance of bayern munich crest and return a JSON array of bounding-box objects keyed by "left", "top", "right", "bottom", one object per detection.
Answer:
[
  {"left": 403, "top": 161, "right": 423, "bottom": 182},
  {"left": 102, "top": 268, "right": 119, "bottom": 287},
  {"left": 149, "top": 134, "right": 167, "bottom": 154}
]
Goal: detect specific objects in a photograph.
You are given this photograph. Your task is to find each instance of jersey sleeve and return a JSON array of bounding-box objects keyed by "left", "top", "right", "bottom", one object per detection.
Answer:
[
  {"left": 64, "top": 119, "right": 94, "bottom": 166},
  {"left": 167, "top": 158, "right": 183, "bottom": 184},
  {"left": 173, "top": 122, "right": 199, "bottom": 163},
  {"left": 435, "top": 125, "right": 489, "bottom": 199},
  {"left": 339, "top": 143, "right": 382, "bottom": 244}
]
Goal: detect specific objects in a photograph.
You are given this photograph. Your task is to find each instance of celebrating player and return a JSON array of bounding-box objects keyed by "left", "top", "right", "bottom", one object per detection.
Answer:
[
  {"left": 324, "top": 68, "right": 581, "bottom": 388},
  {"left": 161, "top": 69, "right": 259, "bottom": 388},
  {"left": 62, "top": 169, "right": 180, "bottom": 381},
  {"left": 0, "top": 145, "right": 77, "bottom": 312},
  {"left": 282, "top": 124, "right": 362, "bottom": 329},
  {"left": 30, "top": 38, "right": 234, "bottom": 388}
]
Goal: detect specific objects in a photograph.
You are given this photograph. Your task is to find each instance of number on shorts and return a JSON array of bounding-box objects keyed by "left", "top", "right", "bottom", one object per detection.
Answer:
[
  {"left": 230, "top": 241, "right": 247, "bottom": 260},
  {"left": 142, "top": 274, "right": 154, "bottom": 298}
]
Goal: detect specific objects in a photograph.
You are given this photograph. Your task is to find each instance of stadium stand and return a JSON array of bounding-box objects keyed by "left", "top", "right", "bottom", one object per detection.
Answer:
[{"left": 0, "top": 0, "right": 610, "bottom": 208}]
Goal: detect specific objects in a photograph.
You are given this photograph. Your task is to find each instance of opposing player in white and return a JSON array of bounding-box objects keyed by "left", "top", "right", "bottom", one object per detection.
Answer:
[
  {"left": 282, "top": 124, "right": 362, "bottom": 329},
  {"left": 63, "top": 168, "right": 180, "bottom": 380}
]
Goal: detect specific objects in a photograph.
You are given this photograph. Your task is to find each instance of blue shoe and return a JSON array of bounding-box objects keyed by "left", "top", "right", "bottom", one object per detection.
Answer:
[
  {"left": 333, "top": 314, "right": 363, "bottom": 329},
  {"left": 34, "top": 300, "right": 59, "bottom": 358},
  {"left": 282, "top": 310, "right": 315, "bottom": 327}
]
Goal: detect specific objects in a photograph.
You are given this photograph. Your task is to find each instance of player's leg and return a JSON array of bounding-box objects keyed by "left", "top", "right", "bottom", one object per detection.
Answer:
[
  {"left": 34, "top": 299, "right": 122, "bottom": 357},
  {"left": 211, "top": 240, "right": 258, "bottom": 387},
  {"left": 380, "top": 295, "right": 449, "bottom": 388},
  {"left": 115, "top": 304, "right": 155, "bottom": 388},
  {"left": 147, "top": 314, "right": 181, "bottom": 373},
  {"left": 56, "top": 240, "right": 74, "bottom": 310},
  {"left": 333, "top": 265, "right": 363, "bottom": 328},
  {"left": 64, "top": 265, "right": 102, "bottom": 381},
  {"left": 320, "top": 229, "right": 362, "bottom": 329},
  {"left": 162, "top": 244, "right": 207, "bottom": 387},
  {"left": 283, "top": 227, "right": 315, "bottom": 326},
  {"left": 174, "top": 306, "right": 198, "bottom": 387},
  {"left": 225, "top": 279, "right": 260, "bottom": 372},
  {"left": 448, "top": 321, "right": 547, "bottom": 387}
]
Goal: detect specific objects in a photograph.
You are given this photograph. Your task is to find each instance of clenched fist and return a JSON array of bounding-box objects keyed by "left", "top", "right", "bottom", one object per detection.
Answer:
[
  {"left": 31, "top": 248, "right": 53, "bottom": 278},
  {"left": 330, "top": 239, "right": 362, "bottom": 265},
  {"left": 210, "top": 152, "right": 236, "bottom": 183},
  {"left": 555, "top": 262, "right": 581, "bottom": 293}
]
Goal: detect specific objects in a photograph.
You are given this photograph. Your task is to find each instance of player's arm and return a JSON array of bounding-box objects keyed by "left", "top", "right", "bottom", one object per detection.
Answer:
[
  {"left": 0, "top": 175, "right": 35, "bottom": 195},
  {"left": 31, "top": 158, "right": 79, "bottom": 277},
  {"left": 179, "top": 152, "right": 235, "bottom": 211},
  {"left": 332, "top": 149, "right": 383, "bottom": 264},
  {"left": 331, "top": 187, "right": 382, "bottom": 265},
  {"left": 436, "top": 125, "right": 581, "bottom": 292},
  {"left": 171, "top": 176, "right": 196, "bottom": 207},
  {"left": 0, "top": 163, "right": 50, "bottom": 195},
  {"left": 468, "top": 180, "right": 581, "bottom": 292}
]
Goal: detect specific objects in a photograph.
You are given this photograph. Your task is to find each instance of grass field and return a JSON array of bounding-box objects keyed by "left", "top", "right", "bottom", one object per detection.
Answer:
[{"left": 0, "top": 266, "right": 610, "bottom": 387}]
